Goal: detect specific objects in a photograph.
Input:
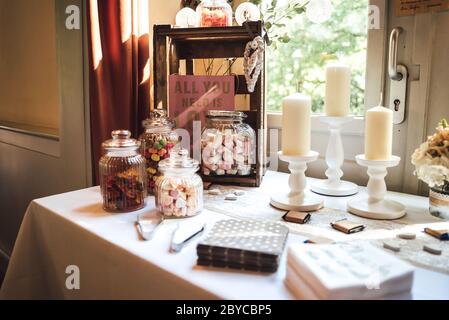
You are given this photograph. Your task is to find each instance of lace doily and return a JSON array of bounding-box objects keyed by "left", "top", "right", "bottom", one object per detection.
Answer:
[{"left": 204, "top": 185, "right": 449, "bottom": 275}]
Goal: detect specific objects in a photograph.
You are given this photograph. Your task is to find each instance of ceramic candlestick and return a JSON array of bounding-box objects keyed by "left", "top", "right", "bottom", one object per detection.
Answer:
[
  {"left": 347, "top": 155, "right": 405, "bottom": 220},
  {"left": 270, "top": 151, "right": 324, "bottom": 212},
  {"left": 311, "top": 116, "right": 358, "bottom": 197}
]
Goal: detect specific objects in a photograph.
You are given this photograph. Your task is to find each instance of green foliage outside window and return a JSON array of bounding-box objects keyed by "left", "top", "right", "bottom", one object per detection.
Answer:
[{"left": 251, "top": 0, "right": 368, "bottom": 114}]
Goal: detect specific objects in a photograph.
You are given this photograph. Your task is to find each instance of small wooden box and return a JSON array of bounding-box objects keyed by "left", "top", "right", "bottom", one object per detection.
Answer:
[{"left": 153, "top": 21, "right": 267, "bottom": 187}]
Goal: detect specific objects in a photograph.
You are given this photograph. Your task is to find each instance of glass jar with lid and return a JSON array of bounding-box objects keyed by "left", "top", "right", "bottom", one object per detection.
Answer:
[
  {"left": 139, "top": 109, "right": 179, "bottom": 194},
  {"left": 155, "top": 148, "right": 203, "bottom": 218},
  {"left": 201, "top": 110, "right": 256, "bottom": 177},
  {"left": 99, "top": 130, "right": 147, "bottom": 212},
  {"left": 196, "top": 0, "right": 233, "bottom": 27}
]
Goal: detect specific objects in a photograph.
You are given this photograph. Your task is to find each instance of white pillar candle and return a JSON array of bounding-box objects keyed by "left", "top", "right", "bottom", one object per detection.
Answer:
[
  {"left": 325, "top": 64, "right": 351, "bottom": 116},
  {"left": 282, "top": 93, "right": 311, "bottom": 156},
  {"left": 365, "top": 106, "right": 393, "bottom": 160}
]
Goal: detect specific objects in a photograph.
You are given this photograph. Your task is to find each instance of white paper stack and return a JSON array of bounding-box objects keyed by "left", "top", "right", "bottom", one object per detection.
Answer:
[{"left": 285, "top": 242, "right": 414, "bottom": 300}]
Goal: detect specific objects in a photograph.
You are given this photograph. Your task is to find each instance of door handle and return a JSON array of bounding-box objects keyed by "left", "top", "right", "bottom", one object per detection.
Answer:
[
  {"left": 388, "top": 27, "right": 408, "bottom": 124},
  {"left": 389, "top": 27, "right": 404, "bottom": 81}
]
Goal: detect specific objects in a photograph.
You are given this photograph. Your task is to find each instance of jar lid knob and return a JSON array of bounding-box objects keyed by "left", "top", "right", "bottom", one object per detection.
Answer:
[
  {"left": 112, "top": 130, "right": 131, "bottom": 140},
  {"left": 158, "top": 147, "right": 199, "bottom": 170},
  {"left": 102, "top": 130, "right": 139, "bottom": 150},
  {"left": 176, "top": 148, "right": 189, "bottom": 158}
]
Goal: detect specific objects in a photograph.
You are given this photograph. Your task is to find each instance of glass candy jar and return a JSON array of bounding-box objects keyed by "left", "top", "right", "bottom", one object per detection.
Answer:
[
  {"left": 201, "top": 110, "right": 256, "bottom": 176},
  {"left": 139, "top": 110, "right": 179, "bottom": 194},
  {"left": 196, "top": 0, "right": 233, "bottom": 27},
  {"left": 99, "top": 130, "right": 147, "bottom": 212},
  {"left": 155, "top": 148, "right": 203, "bottom": 218}
]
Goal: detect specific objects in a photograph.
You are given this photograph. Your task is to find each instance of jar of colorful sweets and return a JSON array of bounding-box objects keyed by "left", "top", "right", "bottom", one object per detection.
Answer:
[
  {"left": 139, "top": 109, "right": 179, "bottom": 194},
  {"left": 99, "top": 130, "right": 147, "bottom": 212},
  {"left": 196, "top": 0, "right": 233, "bottom": 27},
  {"left": 155, "top": 148, "right": 203, "bottom": 218},
  {"left": 201, "top": 110, "right": 256, "bottom": 177}
]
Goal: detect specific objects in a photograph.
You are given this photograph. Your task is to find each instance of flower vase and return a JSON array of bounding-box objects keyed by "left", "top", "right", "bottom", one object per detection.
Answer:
[{"left": 429, "top": 183, "right": 449, "bottom": 220}]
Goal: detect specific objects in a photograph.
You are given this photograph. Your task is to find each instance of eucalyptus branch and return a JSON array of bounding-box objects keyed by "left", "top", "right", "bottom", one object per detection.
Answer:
[{"left": 253, "top": 0, "right": 308, "bottom": 45}]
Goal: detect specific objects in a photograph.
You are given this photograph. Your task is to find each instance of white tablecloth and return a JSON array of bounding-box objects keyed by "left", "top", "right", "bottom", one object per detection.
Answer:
[{"left": 1, "top": 171, "right": 449, "bottom": 300}]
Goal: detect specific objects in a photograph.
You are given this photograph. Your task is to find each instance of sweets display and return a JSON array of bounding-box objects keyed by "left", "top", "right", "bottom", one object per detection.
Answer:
[
  {"left": 99, "top": 130, "right": 147, "bottom": 212},
  {"left": 196, "top": 0, "right": 232, "bottom": 27},
  {"left": 155, "top": 148, "right": 203, "bottom": 218},
  {"left": 201, "top": 111, "right": 255, "bottom": 177},
  {"left": 139, "top": 110, "right": 179, "bottom": 194},
  {"left": 102, "top": 168, "right": 145, "bottom": 212},
  {"left": 156, "top": 177, "right": 203, "bottom": 217}
]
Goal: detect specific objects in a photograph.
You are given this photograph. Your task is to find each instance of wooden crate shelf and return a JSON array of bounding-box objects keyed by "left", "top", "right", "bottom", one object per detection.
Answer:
[{"left": 153, "top": 21, "right": 267, "bottom": 187}]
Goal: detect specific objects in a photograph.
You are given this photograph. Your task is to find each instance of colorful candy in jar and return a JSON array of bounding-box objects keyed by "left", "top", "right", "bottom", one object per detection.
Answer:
[
  {"left": 99, "top": 130, "right": 147, "bottom": 212},
  {"left": 200, "top": 7, "right": 230, "bottom": 27},
  {"left": 142, "top": 135, "right": 177, "bottom": 193},
  {"left": 103, "top": 168, "right": 145, "bottom": 212},
  {"left": 197, "top": 0, "right": 232, "bottom": 27},
  {"left": 140, "top": 109, "right": 179, "bottom": 195}
]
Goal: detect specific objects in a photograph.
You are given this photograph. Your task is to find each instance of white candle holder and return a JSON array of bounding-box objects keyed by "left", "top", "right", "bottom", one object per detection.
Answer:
[
  {"left": 347, "top": 155, "right": 405, "bottom": 220},
  {"left": 311, "top": 116, "right": 358, "bottom": 197},
  {"left": 270, "top": 151, "right": 324, "bottom": 212}
]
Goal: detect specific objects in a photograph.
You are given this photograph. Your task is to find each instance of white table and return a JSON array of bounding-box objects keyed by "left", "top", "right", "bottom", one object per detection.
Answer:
[{"left": 1, "top": 171, "right": 448, "bottom": 300}]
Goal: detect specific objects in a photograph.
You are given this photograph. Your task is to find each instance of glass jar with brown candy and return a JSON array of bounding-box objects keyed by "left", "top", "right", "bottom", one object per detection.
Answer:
[{"left": 99, "top": 130, "right": 147, "bottom": 212}]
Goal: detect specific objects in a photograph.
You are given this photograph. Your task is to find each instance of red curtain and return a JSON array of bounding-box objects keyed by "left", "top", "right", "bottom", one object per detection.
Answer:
[{"left": 87, "top": 0, "right": 150, "bottom": 183}]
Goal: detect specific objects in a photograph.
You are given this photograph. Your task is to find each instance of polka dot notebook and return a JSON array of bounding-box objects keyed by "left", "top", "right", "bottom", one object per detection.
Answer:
[{"left": 196, "top": 219, "right": 289, "bottom": 273}]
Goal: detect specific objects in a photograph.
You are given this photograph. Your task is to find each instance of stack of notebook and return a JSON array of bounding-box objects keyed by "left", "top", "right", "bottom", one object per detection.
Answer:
[
  {"left": 285, "top": 242, "right": 415, "bottom": 300},
  {"left": 197, "top": 219, "right": 289, "bottom": 273}
]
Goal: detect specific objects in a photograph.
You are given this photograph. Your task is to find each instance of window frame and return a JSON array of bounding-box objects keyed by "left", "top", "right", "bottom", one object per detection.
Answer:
[
  {"left": 267, "top": 0, "right": 387, "bottom": 136},
  {"left": 266, "top": 0, "right": 387, "bottom": 183}
]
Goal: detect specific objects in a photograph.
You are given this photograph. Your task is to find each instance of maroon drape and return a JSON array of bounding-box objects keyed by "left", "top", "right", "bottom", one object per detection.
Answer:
[{"left": 87, "top": 0, "right": 150, "bottom": 183}]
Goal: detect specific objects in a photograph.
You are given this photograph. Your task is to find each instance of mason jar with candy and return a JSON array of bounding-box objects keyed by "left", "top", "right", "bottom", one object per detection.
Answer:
[
  {"left": 196, "top": 0, "right": 233, "bottom": 27},
  {"left": 201, "top": 110, "right": 256, "bottom": 177},
  {"left": 155, "top": 148, "right": 203, "bottom": 218},
  {"left": 139, "top": 109, "right": 179, "bottom": 194},
  {"left": 99, "top": 130, "right": 147, "bottom": 212}
]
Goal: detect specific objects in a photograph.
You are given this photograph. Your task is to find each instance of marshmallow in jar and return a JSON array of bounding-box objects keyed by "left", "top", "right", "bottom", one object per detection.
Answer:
[
  {"left": 201, "top": 110, "right": 256, "bottom": 176},
  {"left": 365, "top": 106, "right": 393, "bottom": 160},
  {"left": 155, "top": 148, "right": 203, "bottom": 218}
]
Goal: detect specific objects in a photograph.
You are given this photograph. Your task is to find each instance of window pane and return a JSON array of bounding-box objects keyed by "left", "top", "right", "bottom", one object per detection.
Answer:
[{"left": 265, "top": 0, "right": 368, "bottom": 115}]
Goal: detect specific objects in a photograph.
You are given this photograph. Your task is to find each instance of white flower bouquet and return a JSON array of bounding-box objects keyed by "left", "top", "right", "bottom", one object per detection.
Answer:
[{"left": 411, "top": 119, "right": 449, "bottom": 190}]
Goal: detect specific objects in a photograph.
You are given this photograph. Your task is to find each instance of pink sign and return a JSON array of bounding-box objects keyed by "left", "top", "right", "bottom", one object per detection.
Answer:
[{"left": 168, "top": 75, "right": 235, "bottom": 135}]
